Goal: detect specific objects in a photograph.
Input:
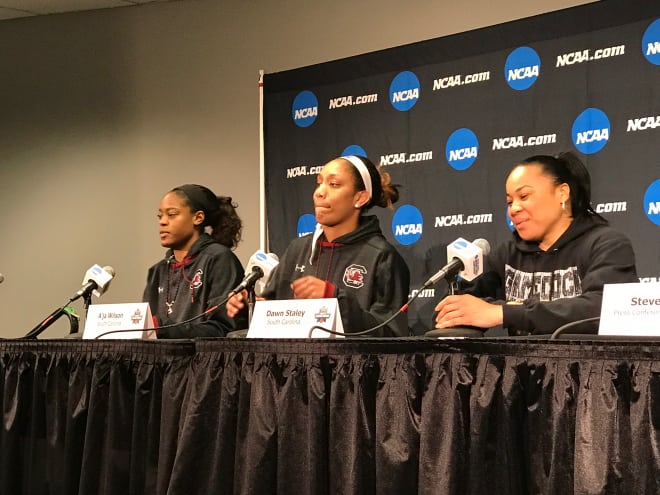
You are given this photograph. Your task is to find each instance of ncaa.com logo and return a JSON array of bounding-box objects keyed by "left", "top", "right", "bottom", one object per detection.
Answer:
[
  {"left": 644, "top": 180, "right": 660, "bottom": 226},
  {"left": 445, "top": 128, "right": 479, "bottom": 170},
  {"left": 292, "top": 91, "right": 319, "bottom": 128},
  {"left": 392, "top": 204, "right": 423, "bottom": 245},
  {"left": 505, "top": 47, "right": 541, "bottom": 90},
  {"left": 297, "top": 214, "right": 316, "bottom": 237},
  {"left": 389, "top": 71, "right": 420, "bottom": 111},
  {"left": 342, "top": 144, "right": 367, "bottom": 157},
  {"left": 642, "top": 18, "right": 660, "bottom": 65},
  {"left": 572, "top": 108, "right": 610, "bottom": 154}
]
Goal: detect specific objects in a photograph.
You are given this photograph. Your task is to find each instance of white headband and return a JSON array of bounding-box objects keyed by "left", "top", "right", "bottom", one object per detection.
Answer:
[{"left": 341, "top": 155, "right": 372, "bottom": 200}]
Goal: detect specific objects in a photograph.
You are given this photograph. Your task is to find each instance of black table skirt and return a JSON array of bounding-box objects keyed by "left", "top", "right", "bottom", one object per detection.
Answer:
[{"left": 1, "top": 337, "right": 659, "bottom": 495}]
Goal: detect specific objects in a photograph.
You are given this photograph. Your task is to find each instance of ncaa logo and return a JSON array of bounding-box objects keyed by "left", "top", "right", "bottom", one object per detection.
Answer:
[
  {"left": 504, "top": 47, "right": 541, "bottom": 90},
  {"left": 297, "top": 214, "right": 316, "bottom": 237},
  {"left": 392, "top": 204, "right": 423, "bottom": 245},
  {"left": 572, "top": 108, "right": 610, "bottom": 154},
  {"left": 343, "top": 264, "right": 367, "bottom": 289},
  {"left": 292, "top": 90, "right": 319, "bottom": 128},
  {"left": 389, "top": 71, "right": 421, "bottom": 111},
  {"left": 445, "top": 128, "right": 479, "bottom": 170},
  {"left": 342, "top": 144, "right": 368, "bottom": 157},
  {"left": 642, "top": 18, "right": 660, "bottom": 65},
  {"left": 644, "top": 179, "right": 660, "bottom": 226}
]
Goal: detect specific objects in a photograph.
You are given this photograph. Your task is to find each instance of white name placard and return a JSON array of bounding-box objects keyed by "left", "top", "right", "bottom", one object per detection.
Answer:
[
  {"left": 83, "top": 303, "right": 156, "bottom": 340},
  {"left": 247, "top": 298, "right": 345, "bottom": 338},
  {"left": 599, "top": 282, "right": 660, "bottom": 336}
]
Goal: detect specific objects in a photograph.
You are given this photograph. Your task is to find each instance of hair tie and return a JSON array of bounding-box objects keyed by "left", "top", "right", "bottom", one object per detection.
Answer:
[{"left": 341, "top": 155, "right": 372, "bottom": 200}]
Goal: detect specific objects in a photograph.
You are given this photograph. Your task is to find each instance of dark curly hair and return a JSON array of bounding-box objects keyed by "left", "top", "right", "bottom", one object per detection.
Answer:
[{"left": 172, "top": 185, "right": 242, "bottom": 249}]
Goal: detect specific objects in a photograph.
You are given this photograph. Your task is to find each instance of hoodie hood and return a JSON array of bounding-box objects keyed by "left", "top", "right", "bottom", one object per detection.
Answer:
[
  {"left": 166, "top": 232, "right": 216, "bottom": 264},
  {"left": 309, "top": 215, "right": 383, "bottom": 264}
]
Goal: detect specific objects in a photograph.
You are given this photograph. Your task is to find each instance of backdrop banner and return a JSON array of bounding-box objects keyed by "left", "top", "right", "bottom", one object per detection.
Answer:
[{"left": 263, "top": 1, "right": 660, "bottom": 334}]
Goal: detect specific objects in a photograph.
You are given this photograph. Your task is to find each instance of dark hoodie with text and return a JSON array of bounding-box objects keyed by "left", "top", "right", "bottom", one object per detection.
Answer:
[
  {"left": 463, "top": 214, "right": 638, "bottom": 335},
  {"left": 261, "top": 215, "right": 410, "bottom": 337},
  {"left": 143, "top": 233, "right": 246, "bottom": 338}
]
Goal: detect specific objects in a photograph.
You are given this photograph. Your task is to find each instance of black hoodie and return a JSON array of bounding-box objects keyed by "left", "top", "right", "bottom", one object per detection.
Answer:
[
  {"left": 261, "top": 215, "right": 410, "bottom": 336},
  {"left": 143, "top": 233, "right": 246, "bottom": 338},
  {"left": 464, "top": 214, "right": 638, "bottom": 335}
]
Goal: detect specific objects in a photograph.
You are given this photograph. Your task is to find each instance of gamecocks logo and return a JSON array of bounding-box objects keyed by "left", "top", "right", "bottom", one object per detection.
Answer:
[
  {"left": 189, "top": 269, "right": 204, "bottom": 289},
  {"left": 343, "top": 264, "right": 367, "bottom": 289}
]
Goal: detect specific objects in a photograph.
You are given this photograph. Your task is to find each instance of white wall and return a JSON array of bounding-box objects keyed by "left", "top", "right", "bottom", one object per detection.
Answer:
[{"left": 0, "top": 0, "right": 596, "bottom": 337}]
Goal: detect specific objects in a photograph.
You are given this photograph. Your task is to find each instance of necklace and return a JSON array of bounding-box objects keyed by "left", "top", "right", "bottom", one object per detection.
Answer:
[
  {"left": 165, "top": 255, "right": 197, "bottom": 315},
  {"left": 166, "top": 262, "right": 182, "bottom": 315}
]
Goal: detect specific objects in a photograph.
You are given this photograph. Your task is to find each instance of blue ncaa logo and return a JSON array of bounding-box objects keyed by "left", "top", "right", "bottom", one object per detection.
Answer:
[
  {"left": 342, "top": 144, "right": 368, "bottom": 157},
  {"left": 643, "top": 180, "right": 660, "bottom": 226},
  {"left": 292, "top": 91, "right": 318, "bottom": 128},
  {"left": 572, "top": 108, "right": 610, "bottom": 155},
  {"left": 392, "top": 204, "right": 423, "bottom": 245},
  {"left": 504, "top": 47, "right": 541, "bottom": 90},
  {"left": 389, "top": 71, "right": 420, "bottom": 111},
  {"left": 642, "top": 18, "right": 660, "bottom": 65},
  {"left": 445, "top": 128, "right": 479, "bottom": 170},
  {"left": 297, "top": 214, "right": 316, "bottom": 237}
]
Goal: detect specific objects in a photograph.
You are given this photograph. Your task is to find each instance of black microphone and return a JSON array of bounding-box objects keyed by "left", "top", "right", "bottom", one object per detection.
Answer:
[{"left": 228, "top": 266, "right": 264, "bottom": 296}]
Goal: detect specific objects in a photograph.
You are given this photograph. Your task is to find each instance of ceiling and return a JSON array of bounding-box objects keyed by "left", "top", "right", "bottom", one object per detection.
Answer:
[{"left": 0, "top": 0, "right": 181, "bottom": 21}]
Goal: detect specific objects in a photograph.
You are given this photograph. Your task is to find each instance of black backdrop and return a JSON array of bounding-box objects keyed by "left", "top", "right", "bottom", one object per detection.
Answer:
[{"left": 263, "top": 1, "right": 660, "bottom": 334}]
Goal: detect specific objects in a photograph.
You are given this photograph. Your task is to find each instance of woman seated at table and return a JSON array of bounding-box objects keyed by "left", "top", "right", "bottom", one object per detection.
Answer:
[
  {"left": 434, "top": 151, "right": 638, "bottom": 335},
  {"left": 227, "top": 155, "right": 410, "bottom": 337},
  {"left": 144, "top": 184, "right": 247, "bottom": 338}
]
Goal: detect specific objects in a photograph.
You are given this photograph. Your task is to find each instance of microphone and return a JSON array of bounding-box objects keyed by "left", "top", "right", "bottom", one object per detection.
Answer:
[
  {"left": 423, "top": 238, "right": 491, "bottom": 287},
  {"left": 73, "top": 264, "right": 115, "bottom": 302},
  {"left": 230, "top": 266, "right": 264, "bottom": 296},
  {"left": 230, "top": 250, "right": 279, "bottom": 296}
]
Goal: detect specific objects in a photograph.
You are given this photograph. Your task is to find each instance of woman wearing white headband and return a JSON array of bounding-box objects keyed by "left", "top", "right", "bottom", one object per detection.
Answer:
[{"left": 227, "top": 155, "right": 410, "bottom": 336}]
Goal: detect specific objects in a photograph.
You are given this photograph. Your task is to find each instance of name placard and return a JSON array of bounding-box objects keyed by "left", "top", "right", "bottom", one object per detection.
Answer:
[
  {"left": 599, "top": 282, "right": 660, "bottom": 336},
  {"left": 83, "top": 303, "right": 156, "bottom": 340},
  {"left": 247, "top": 298, "right": 345, "bottom": 338}
]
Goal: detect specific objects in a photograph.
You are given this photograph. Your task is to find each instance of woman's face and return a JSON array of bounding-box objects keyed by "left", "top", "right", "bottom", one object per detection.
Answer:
[
  {"left": 313, "top": 159, "right": 367, "bottom": 229},
  {"left": 157, "top": 191, "right": 204, "bottom": 251},
  {"left": 506, "top": 163, "right": 569, "bottom": 247}
]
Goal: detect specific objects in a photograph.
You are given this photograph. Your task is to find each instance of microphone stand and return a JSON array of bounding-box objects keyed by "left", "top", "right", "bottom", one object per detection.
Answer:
[
  {"left": 247, "top": 285, "right": 257, "bottom": 325},
  {"left": 24, "top": 304, "right": 80, "bottom": 339},
  {"left": 446, "top": 275, "right": 460, "bottom": 296}
]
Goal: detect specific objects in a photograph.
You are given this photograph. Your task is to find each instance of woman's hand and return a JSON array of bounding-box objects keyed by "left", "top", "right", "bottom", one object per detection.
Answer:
[
  {"left": 290, "top": 276, "right": 327, "bottom": 299},
  {"left": 434, "top": 294, "right": 503, "bottom": 329},
  {"left": 226, "top": 289, "right": 248, "bottom": 317}
]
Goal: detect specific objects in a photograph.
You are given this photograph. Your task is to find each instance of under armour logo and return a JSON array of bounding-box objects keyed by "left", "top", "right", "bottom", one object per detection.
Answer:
[
  {"left": 158, "top": 287, "right": 164, "bottom": 293},
  {"left": 295, "top": 264, "right": 306, "bottom": 272}
]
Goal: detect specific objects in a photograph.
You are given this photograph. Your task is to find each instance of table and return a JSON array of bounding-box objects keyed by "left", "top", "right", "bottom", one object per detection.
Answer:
[{"left": 1, "top": 337, "right": 658, "bottom": 494}]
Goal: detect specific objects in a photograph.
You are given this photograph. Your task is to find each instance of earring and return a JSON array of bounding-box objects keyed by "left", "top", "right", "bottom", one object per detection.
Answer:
[
  {"left": 354, "top": 203, "right": 360, "bottom": 209},
  {"left": 561, "top": 201, "right": 566, "bottom": 210}
]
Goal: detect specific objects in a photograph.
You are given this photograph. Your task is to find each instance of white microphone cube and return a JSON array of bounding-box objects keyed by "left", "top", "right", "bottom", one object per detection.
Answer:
[
  {"left": 247, "top": 250, "right": 279, "bottom": 296},
  {"left": 446, "top": 237, "right": 484, "bottom": 281},
  {"left": 82, "top": 264, "right": 114, "bottom": 297}
]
